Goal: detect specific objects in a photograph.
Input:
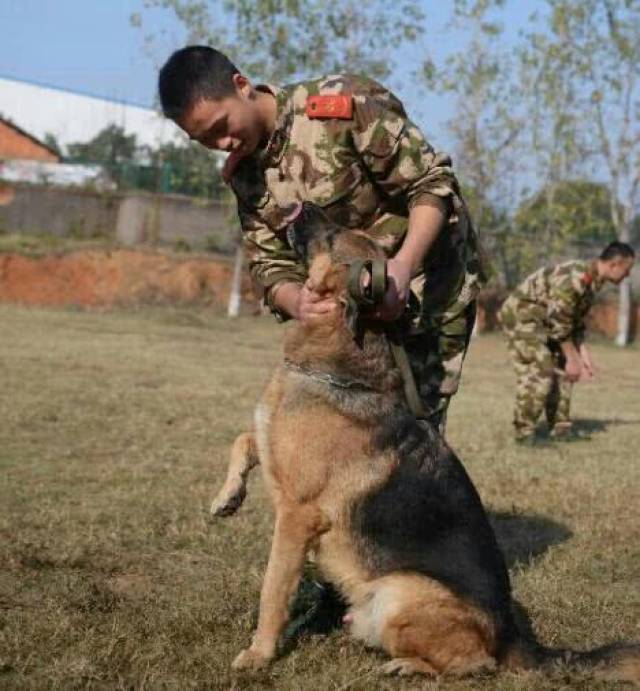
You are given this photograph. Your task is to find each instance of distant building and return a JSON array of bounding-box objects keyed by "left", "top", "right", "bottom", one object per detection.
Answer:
[
  {"left": 0, "top": 75, "right": 184, "bottom": 150},
  {"left": 0, "top": 116, "right": 115, "bottom": 188},
  {"left": 0, "top": 117, "right": 61, "bottom": 163}
]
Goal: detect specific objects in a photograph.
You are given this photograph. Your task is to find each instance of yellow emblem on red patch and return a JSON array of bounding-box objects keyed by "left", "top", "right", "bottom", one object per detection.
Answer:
[{"left": 306, "top": 94, "right": 353, "bottom": 120}]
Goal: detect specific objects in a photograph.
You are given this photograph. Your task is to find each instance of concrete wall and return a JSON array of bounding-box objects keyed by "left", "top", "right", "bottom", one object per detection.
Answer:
[
  {"left": 0, "top": 183, "right": 236, "bottom": 253},
  {"left": 115, "top": 193, "right": 235, "bottom": 252}
]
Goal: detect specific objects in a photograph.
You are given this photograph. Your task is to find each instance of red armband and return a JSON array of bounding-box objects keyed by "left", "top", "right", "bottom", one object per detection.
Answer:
[{"left": 306, "top": 94, "right": 353, "bottom": 120}]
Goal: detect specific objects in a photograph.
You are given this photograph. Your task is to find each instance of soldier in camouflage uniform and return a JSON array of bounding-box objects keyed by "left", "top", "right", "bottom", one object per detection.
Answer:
[
  {"left": 159, "top": 46, "right": 485, "bottom": 433},
  {"left": 498, "top": 242, "right": 635, "bottom": 444}
]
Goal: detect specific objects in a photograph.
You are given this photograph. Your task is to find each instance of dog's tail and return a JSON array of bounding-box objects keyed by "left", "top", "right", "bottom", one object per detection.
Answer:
[{"left": 501, "top": 633, "right": 640, "bottom": 683}]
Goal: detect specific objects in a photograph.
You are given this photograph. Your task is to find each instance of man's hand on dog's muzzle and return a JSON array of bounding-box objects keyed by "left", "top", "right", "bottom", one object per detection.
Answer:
[{"left": 297, "top": 279, "right": 336, "bottom": 324}]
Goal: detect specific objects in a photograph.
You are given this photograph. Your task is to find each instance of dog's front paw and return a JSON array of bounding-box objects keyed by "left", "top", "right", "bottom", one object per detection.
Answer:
[
  {"left": 381, "top": 657, "right": 437, "bottom": 677},
  {"left": 210, "top": 481, "right": 246, "bottom": 517},
  {"left": 231, "top": 647, "right": 272, "bottom": 671}
]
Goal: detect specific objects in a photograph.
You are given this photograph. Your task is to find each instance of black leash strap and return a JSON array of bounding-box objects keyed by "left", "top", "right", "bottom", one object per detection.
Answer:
[
  {"left": 386, "top": 326, "right": 427, "bottom": 419},
  {"left": 345, "top": 259, "right": 387, "bottom": 333},
  {"left": 347, "top": 259, "right": 387, "bottom": 306}
]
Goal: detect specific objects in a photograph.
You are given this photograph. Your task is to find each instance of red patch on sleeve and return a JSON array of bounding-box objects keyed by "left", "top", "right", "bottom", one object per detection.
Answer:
[
  {"left": 306, "top": 94, "right": 353, "bottom": 120},
  {"left": 581, "top": 272, "right": 593, "bottom": 286}
]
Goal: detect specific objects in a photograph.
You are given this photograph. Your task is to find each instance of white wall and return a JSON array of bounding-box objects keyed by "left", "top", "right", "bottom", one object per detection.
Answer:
[{"left": 0, "top": 76, "right": 186, "bottom": 149}]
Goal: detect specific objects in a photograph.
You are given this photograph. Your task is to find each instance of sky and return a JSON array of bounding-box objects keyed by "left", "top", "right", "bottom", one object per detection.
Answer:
[{"left": 0, "top": 0, "right": 543, "bottom": 150}]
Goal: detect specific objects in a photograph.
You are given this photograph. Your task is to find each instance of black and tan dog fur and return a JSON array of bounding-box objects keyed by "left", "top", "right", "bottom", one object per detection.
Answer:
[{"left": 211, "top": 211, "right": 639, "bottom": 681}]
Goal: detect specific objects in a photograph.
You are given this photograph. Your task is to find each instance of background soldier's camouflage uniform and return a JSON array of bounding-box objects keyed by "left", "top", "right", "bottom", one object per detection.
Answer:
[
  {"left": 230, "top": 74, "right": 485, "bottom": 428},
  {"left": 498, "top": 260, "right": 604, "bottom": 439}
]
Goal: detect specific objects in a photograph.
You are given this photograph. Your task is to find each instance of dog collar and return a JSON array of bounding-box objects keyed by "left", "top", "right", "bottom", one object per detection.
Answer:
[{"left": 284, "top": 358, "right": 375, "bottom": 391}]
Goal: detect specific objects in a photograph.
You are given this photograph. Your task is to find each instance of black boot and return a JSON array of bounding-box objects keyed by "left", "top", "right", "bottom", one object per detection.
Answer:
[{"left": 283, "top": 576, "right": 346, "bottom": 643}]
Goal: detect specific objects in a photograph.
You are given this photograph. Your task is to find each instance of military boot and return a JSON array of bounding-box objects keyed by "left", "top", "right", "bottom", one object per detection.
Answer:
[{"left": 282, "top": 563, "right": 346, "bottom": 644}]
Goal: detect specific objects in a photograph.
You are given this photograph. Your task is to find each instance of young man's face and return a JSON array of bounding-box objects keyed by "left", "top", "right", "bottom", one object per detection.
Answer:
[
  {"left": 177, "top": 76, "right": 265, "bottom": 158},
  {"left": 605, "top": 257, "right": 635, "bottom": 284}
]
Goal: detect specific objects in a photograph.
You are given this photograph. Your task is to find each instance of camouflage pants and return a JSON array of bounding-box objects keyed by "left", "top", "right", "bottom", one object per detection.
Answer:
[
  {"left": 404, "top": 301, "right": 477, "bottom": 434},
  {"left": 503, "top": 335, "right": 573, "bottom": 438}
]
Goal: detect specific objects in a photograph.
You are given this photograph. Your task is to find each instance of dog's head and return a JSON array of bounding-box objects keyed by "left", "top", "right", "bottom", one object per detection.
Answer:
[
  {"left": 285, "top": 202, "right": 386, "bottom": 332},
  {"left": 284, "top": 201, "right": 341, "bottom": 266}
]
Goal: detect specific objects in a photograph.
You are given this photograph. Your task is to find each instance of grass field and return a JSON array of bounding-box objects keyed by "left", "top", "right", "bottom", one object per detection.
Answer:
[{"left": 0, "top": 304, "right": 638, "bottom": 690}]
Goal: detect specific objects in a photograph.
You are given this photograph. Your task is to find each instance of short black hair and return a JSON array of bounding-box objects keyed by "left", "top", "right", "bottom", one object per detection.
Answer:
[
  {"left": 158, "top": 46, "right": 240, "bottom": 120},
  {"left": 600, "top": 241, "right": 636, "bottom": 261}
]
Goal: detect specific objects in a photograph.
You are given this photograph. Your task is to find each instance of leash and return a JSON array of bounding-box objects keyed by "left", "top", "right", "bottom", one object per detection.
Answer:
[
  {"left": 385, "top": 325, "right": 427, "bottom": 419},
  {"left": 346, "top": 259, "right": 426, "bottom": 419}
]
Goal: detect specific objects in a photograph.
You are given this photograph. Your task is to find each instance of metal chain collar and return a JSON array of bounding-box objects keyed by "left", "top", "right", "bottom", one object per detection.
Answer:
[{"left": 283, "top": 358, "right": 374, "bottom": 391}]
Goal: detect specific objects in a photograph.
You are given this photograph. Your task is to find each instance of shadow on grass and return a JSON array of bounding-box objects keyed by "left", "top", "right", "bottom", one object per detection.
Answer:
[
  {"left": 572, "top": 417, "right": 640, "bottom": 436},
  {"left": 489, "top": 510, "right": 573, "bottom": 569}
]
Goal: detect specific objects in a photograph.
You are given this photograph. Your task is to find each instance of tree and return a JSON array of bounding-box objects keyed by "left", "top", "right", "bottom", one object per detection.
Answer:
[
  {"left": 67, "top": 125, "right": 138, "bottom": 167},
  {"left": 513, "top": 180, "right": 618, "bottom": 280},
  {"left": 420, "top": 0, "right": 530, "bottom": 289},
  {"left": 65, "top": 126, "right": 225, "bottom": 198},
  {"left": 516, "top": 8, "right": 588, "bottom": 267},
  {"left": 43, "top": 132, "right": 63, "bottom": 158},
  {"left": 133, "top": 0, "right": 424, "bottom": 83},
  {"left": 147, "top": 141, "right": 225, "bottom": 198},
  {"left": 516, "top": 180, "right": 617, "bottom": 245},
  {"left": 525, "top": 0, "right": 640, "bottom": 345}
]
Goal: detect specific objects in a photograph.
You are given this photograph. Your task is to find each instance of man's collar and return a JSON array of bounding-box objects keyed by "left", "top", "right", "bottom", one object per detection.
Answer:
[
  {"left": 587, "top": 260, "right": 605, "bottom": 291},
  {"left": 255, "top": 83, "right": 293, "bottom": 168}
]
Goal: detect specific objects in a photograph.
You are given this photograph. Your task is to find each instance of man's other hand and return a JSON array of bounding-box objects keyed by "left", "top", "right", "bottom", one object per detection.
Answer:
[
  {"left": 373, "top": 257, "right": 411, "bottom": 321},
  {"left": 564, "top": 355, "right": 583, "bottom": 382},
  {"left": 579, "top": 344, "right": 595, "bottom": 380}
]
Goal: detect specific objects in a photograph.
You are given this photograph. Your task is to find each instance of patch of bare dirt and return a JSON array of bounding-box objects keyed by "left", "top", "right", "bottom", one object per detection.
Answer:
[
  {"left": 1, "top": 249, "right": 633, "bottom": 338},
  {"left": 0, "top": 248, "right": 256, "bottom": 309}
]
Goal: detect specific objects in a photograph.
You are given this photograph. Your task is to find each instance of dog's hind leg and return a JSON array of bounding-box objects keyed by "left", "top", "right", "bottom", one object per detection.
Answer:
[
  {"left": 210, "top": 432, "right": 258, "bottom": 517},
  {"left": 381, "top": 582, "right": 498, "bottom": 678},
  {"left": 232, "top": 503, "right": 330, "bottom": 671},
  {"left": 349, "top": 575, "right": 498, "bottom": 678}
]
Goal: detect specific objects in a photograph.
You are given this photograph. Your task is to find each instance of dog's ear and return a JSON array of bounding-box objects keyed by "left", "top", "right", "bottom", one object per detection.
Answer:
[{"left": 285, "top": 202, "right": 341, "bottom": 265}]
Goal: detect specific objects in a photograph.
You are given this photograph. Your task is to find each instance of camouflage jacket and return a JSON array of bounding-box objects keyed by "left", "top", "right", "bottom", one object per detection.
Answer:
[
  {"left": 499, "top": 260, "right": 604, "bottom": 343},
  {"left": 229, "top": 74, "right": 485, "bottom": 329}
]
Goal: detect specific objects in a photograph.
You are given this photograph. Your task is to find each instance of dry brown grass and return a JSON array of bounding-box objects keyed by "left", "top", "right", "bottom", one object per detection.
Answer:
[{"left": 0, "top": 304, "right": 638, "bottom": 690}]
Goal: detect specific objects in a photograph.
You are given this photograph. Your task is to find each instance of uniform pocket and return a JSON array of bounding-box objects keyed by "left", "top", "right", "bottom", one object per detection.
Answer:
[
  {"left": 307, "top": 163, "right": 361, "bottom": 207},
  {"left": 306, "top": 163, "right": 379, "bottom": 229}
]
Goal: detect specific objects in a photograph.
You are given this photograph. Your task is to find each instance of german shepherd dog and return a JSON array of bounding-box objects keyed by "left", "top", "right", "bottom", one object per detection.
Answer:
[{"left": 212, "top": 204, "right": 639, "bottom": 681}]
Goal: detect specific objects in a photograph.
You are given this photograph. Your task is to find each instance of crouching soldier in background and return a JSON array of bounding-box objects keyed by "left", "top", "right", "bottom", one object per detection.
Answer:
[{"left": 498, "top": 242, "right": 635, "bottom": 446}]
